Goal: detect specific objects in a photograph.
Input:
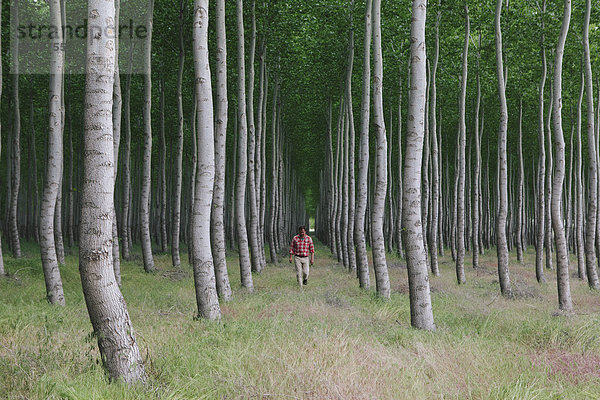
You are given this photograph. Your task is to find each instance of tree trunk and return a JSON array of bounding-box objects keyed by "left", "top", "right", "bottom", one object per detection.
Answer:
[
  {"left": 403, "top": 0, "right": 435, "bottom": 331},
  {"left": 80, "top": 0, "right": 145, "bottom": 382},
  {"left": 551, "top": 0, "right": 573, "bottom": 312},
  {"left": 345, "top": 6, "right": 357, "bottom": 273},
  {"left": 172, "top": 0, "right": 185, "bottom": 268},
  {"left": 191, "top": 0, "right": 221, "bottom": 320},
  {"left": 112, "top": 0, "right": 122, "bottom": 285},
  {"left": 211, "top": 0, "right": 233, "bottom": 301},
  {"left": 269, "top": 80, "right": 280, "bottom": 264},
  {"left": 121, "top": 43, "right": 134, "bottom": 261},
  {"left": 494, "top": 0, "right": 512, "bottom": 297},
  {"left": 140, "top": 0, "right": 155, "bottom": 272},
  {"left": 39, "top": 0, "right": 65, "bottom": 305},
  {"left": 535, "top": 3, "right": 547, "bottom": 283},
  {"left": 545, "top": 82, "right": 554, "bottom": 271},
  {"left": 456, "top": 4, "right": 469, "bottom": 284},
  {"left": 575, "top": 74, "right": 585, "bottom": 279},
  {"left": 159, "top": 78, "right": 167, "bottom": 254},
  {"left": 371, "top": 0, "right": 390, "bottom": 299},
  {"left": 517, "top": 99, "right": 524, "bottom": 263},
  {"left": 9, "top": 0, "right": 22, "bottom": 258},
  {"left": 236, "top": 0, "right": 254, "bottom": 290},
  {"left": 429, "top": 4, "right": 440, "bottom": 276},
  {"left": 583, "top": 0, "right": 600, "bottom": 289},
  {"left": 472, "top": 32, "right": 481, "bottom": 270}
]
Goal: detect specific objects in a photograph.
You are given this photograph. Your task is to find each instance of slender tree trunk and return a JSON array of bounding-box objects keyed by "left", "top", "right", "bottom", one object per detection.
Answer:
[
  {"left": 39, "top": 0, "right": 65, "bottom": 304},
  {"left": 371, "top": 0, "right": 390, "bottom": 299},
  {"left": 140, "top": 0, "right": 155, "bottom": 272},
  {"left": 403, "top": 0, "right": 435, "bottom": 331},
  {"left": 345, "top": 5, "right": 357, "bottom": 273},
  {"left": 236, "top": 0, "right": 254, "bottom": 290},
  {"left": 429, "top": 4, "right": 441, "bottom": 276},
  {"left": 269, "top": 80, "right": 279, "bottom": 264},
  {"left": 172, "top": 0, "right": 185, "bottom": 268},
  {"left": 456, "top": 4, "right": 469, "bottom": 284},
  {"left": 159, "top": 78, "right": 167, "bottom": 253},
  {"left": 80, "top": 0, "right": 145, "bottom": 382},
  {"left": 495, "top": 0, "right": 512, "bottom": 297},
  {"left": 9, "top": 0, "right": 21, "bottom": 258},
  {"left": 576, "top": 74, "right": 585, "bottom": 279},
  {"left": 517, "top": 99, "right": 524, "bottom": 263},
  {"left": 355, "top": 0, "right": 372, "bottom": 289},
  {"left": 536, "top": 4, "right": 547, "bottom": 283},
  {"left": 246, "top": 0, "right": 261, "bottom": 274},
  {"left": 121, "top": 44, "right": 134, "bottom": 261},
  {"left": 191, "top": 0, "right": 221, "bottom": 320},
  {"left": 583, "top": 0, "right": 599, "bottom": 289},
  {"left": 472, "top": 33, "right": 481, "bottom": 270},
  {"left": 0, "top": 0, "right": 4, "bottom": 275},
  {"left": 30, "top": 93, "right": 40, "bottom": 245},
  {"left": 551, "top": 0, "right": 573, "bottom": 312},
  {"left": 54, "top": 177, "right": 65, "bottom": 265},
  {"left": 211, "top": 0, "right": 232, "bottom": 301},
  {"left": 546, "top": 83, "right": 554, "bottom": 271}
]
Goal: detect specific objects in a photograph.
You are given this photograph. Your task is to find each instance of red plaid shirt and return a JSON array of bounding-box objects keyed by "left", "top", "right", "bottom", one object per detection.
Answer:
[{"left": 289, "top": 234, "right": 314, "bottom": 257}]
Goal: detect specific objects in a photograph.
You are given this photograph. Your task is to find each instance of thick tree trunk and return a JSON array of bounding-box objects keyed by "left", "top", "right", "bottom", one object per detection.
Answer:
[
  {"left": 80, "top": 0, "right": 145, "bottom": 382},
  {"left": 140, "top": 0, "right": 155, "bottom": 272},
  {"left": 172, "top": 0, "right": 185, "bottom": 268},
  {"left": 494, "top": 0, "right": 512, "bottom": 297},
  {"left": 371, "top": 0, "right": 390, "bottom": 299},
  {"left": 112, "top": 0, "right": 122, "bottom": 284},
  {"left": 211, "top": 0, "right": 232, "bottom": 301},
  {"left": 39, "top": 0, "right": 66, "bottom": 304},
  {"left": 583, "top": 0, "right": 600, "bottom": 289},
  {"left": 236, "top": 0, "right": 254, "bottom": 290},
  {"left": 192, "top": 0, "right": 221, "bottom": 320},
  {"left": 456, "top": 4, "right": 469, "bottom": 284},
  {"left": 403, "top": 0, "right": 435, "bottom": 331},
  {"left": 551, "top": 0, "right": 573, "bottom": 312}
]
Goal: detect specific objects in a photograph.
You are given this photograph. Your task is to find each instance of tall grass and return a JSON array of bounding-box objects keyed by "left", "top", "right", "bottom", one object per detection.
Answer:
[{"left": 1, "top": 240, "right": 600, "bottom": 399}]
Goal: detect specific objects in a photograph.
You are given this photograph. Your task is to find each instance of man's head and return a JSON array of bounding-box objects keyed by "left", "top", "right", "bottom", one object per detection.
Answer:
[{"left": 298, "top": 226, "right": 306, "bottom": 237}]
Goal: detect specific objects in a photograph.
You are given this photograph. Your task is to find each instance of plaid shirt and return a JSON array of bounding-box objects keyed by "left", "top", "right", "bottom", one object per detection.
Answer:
[{"left": 289, "top": 234, "right": 314, "bottom": 257}]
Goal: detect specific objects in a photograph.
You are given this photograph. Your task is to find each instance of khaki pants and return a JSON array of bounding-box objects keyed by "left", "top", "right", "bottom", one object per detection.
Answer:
[{"left": 294, "top": 256, "right": 310, "bottom": 286}]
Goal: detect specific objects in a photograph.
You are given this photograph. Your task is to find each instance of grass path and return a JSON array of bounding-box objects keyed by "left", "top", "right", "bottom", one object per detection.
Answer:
[{"left": 2, "top": 240, "right": 600, "bottom": 399}]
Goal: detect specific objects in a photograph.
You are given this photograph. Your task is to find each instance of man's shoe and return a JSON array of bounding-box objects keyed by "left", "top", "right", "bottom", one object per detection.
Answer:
[{"left": 303, "top": 278, "right": 308, "bottom": 286}]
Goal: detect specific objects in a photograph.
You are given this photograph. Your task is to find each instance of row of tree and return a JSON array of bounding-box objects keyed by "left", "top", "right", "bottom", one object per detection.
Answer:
[{"left": 317, "top": 0, "right": 598, "bottom": 330}]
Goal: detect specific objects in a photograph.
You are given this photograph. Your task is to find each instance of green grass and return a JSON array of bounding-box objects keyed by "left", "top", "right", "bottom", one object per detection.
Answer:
[{"left": 2, "top": 240, "right": 600, "bottom": 399}]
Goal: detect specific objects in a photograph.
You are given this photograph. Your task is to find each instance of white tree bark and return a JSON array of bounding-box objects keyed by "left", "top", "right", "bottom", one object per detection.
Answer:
[
  {"left": 429, "top": 4, "right": 440, "bottom": 276},
  {"left": 80, "top": 0, "right": 145, "bottom": 381},
  {"left": 211, "top": 0, "right": 232, "bottom": 301},
  {"left": 371, "top": 0, "right": 390, "bottom": 299},
  {"left": 140, "top": 0, "right": 155, "bottom": 272},
  {"left": 494, "top": 0, "right": 512, "bottom": 297},
  {"left": 172, "top": 0, "right": 185, "bottom": 268},
  {"left": 583, "top": 0, "right": 600, "bottom": 289},
  {"left": 403, "top": 0, "right": 435, "bottom": 331},
  {"left": 9, "top": 0, "right": 21, "bottom": 258},
  {"left": 551, "top": 0, "right": 573, "bottom": 312},
  {"left": 40, "top": 0, "right": 65, "bottom": 305},
  {"left": 236, "top": 0, "right": 254, "bottom": 290},
  {"left": 192, "top": 0, "right": 221, "bottom": 320},
  {"left": 456, "top": 4, "right": 469, "bottom": 284}
]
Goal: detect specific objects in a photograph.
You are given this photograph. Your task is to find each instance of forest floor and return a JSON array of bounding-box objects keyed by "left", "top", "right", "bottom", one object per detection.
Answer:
[{"left": 2, "top": 240, "right": 600, "bottom": 399}]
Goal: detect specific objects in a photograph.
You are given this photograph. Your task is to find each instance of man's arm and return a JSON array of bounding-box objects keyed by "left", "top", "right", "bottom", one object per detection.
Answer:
[{"left": 309, "top": 238, "right": 315, "bottom": 265}]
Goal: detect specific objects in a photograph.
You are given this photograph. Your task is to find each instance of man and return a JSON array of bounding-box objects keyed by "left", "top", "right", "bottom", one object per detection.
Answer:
[{"left": 289, "top": 226, "right": 314, "bottom": 286}]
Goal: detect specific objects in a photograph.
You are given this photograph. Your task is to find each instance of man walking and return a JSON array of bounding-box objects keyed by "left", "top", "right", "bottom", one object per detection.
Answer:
[{"left": 289, "top": 226, "right": 314, "bottom": 286}]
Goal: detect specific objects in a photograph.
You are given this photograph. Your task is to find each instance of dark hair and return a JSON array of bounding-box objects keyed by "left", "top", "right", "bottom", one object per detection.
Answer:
[{"left": 298, "top": 225, "right": 306, "bottom": 232}]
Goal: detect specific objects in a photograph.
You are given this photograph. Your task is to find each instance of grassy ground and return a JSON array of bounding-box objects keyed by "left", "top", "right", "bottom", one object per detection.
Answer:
[{"left": 2, "top": 239, "right": 600, "bottom": 399}]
